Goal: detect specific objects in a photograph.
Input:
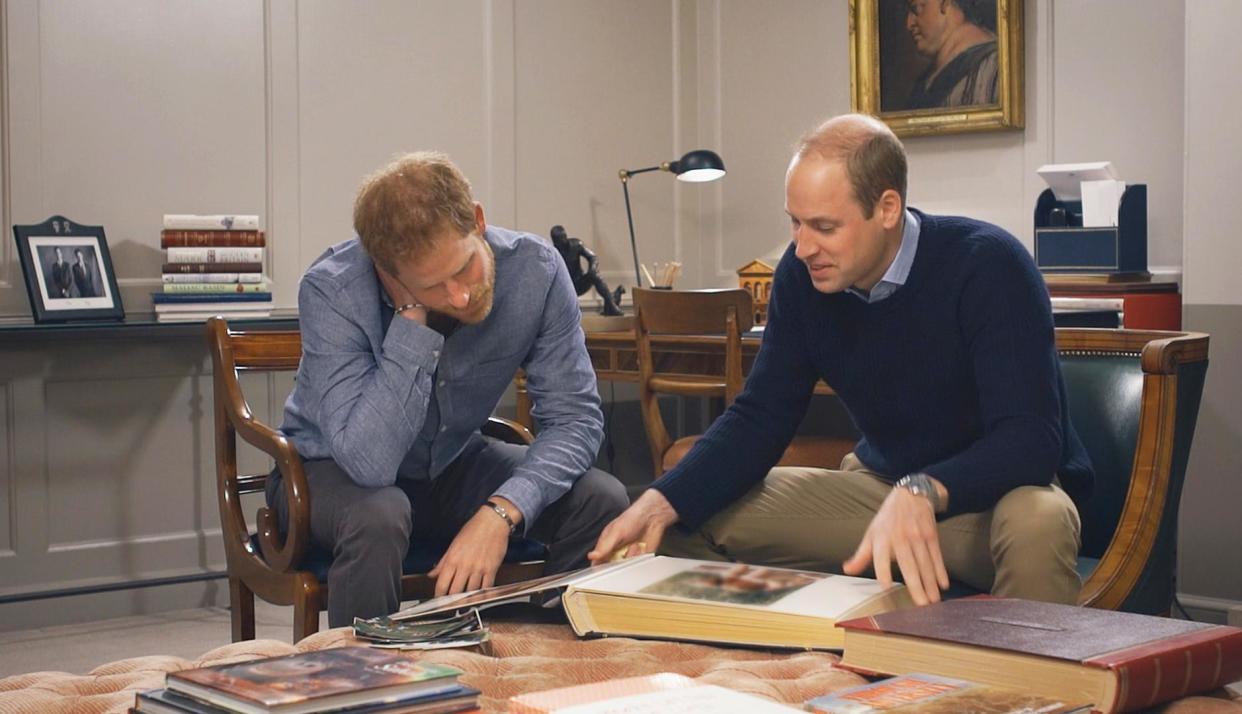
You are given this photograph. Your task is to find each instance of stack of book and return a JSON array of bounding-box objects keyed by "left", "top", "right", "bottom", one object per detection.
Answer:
[
  {"left": 832, "top": 597, "right": 1242, "bottom": 713},
  {"left": 131, "top": 647, "right": 479, "bottom": 713},
  {"left": 156, "top": 214, "right": 272, "bottom": 323}
]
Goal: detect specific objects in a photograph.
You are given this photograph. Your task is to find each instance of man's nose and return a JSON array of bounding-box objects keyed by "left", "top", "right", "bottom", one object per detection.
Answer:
[
  {"left": 793, "top": 230, "right": 817, "bottom": 261},
  {"left": 446, "top": 280, "right": 471, "bottom": 309}
]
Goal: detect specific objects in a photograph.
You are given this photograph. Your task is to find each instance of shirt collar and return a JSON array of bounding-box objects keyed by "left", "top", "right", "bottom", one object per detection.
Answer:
[{"left": 847, "top": 208, "right": 920, "bottom": 303}]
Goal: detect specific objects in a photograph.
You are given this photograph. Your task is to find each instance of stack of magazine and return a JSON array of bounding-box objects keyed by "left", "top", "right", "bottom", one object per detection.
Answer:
[
  {"left": 352, "top": 609, "right": 491, "bottom": 651},
  {"left": 131, "top": 647, "right": 478, "bottom": 713}
]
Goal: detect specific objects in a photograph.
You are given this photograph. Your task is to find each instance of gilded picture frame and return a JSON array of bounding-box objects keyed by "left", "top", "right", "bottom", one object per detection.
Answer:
[{"left": 850, "top": 0, "right": 1024, "bottom": 137}]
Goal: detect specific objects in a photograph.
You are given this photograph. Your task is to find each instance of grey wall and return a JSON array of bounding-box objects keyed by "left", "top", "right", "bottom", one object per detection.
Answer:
[
  {"left": 1178, "top": 0, "right": 1242, "bottom": 620},
  {"left": 1, "top": 0, "right": 1234, "bottom": 629}
]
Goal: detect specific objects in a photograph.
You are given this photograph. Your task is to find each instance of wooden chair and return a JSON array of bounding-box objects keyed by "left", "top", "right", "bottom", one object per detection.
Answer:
[
  {"left": 207, "top": 317, "right": 546, "bottom": 642},
  {"left": 1056, "top": 328, "right": 1209, "bottom": 613},
  {"left": 632, "top": 288, "right": 855, "bottom": 476}
]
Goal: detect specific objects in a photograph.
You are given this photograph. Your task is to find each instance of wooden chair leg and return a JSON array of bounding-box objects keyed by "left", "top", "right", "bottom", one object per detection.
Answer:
[
  {"left": 229, "top": 577, "right": 256, "bottom": 642},
  {"left": 293, "top": 576, "right": 322, "bottom": 643}
]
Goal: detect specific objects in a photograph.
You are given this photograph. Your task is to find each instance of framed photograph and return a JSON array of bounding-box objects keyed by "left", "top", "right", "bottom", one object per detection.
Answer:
[
  {"left": 13, "top": 215, "right": 125, "bottom": 323},
  {"left": 850, "top": 0, "right": 1024, "bottom": 137}
]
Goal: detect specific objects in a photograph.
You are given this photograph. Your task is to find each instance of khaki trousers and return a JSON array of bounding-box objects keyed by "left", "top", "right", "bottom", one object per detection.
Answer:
[{"left": 660, "top": 454, "right": 1082, "bottom": 604}]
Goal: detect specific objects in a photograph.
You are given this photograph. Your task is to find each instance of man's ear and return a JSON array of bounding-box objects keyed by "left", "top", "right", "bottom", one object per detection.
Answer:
[
  {"left": 878, "top": 189, "right": 903, "bottom": 229},
  {"left": 473, "top": 202, "right": 487, "bottom": 235}
]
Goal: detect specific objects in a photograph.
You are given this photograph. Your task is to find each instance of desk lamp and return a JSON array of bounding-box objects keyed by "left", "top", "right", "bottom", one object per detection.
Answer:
[{"left": 619, "top": 149, "right": 726, "bottom": 286}]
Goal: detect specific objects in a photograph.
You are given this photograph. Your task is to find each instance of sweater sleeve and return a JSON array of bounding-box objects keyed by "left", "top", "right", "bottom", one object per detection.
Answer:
[
  {"left": 653, "top": 247, "right": 821, "bottom": 530},
  {"left": 922, "top": 238, "right": 1064, "bottom": 516}
]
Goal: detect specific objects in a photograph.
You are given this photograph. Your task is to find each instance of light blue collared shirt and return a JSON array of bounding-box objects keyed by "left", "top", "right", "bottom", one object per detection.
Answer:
[
  {"left": 847, "top": 208, "right": 920, "bottom": 303},
  {"left": 279, "top": 227, "right": 603, "bottom": 531}
]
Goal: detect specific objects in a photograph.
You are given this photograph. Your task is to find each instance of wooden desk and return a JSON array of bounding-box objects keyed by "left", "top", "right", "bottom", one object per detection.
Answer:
[
  {"left": 514, "top": 330, "right": 835, "bottom": 428},
  {"left": 1045, "top": 277, "right": 1181, "bottom": 330}
]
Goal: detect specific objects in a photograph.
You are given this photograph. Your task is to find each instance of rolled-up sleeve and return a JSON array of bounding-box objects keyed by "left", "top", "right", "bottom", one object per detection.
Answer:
[
  {"left": 490, "top": 259, "right": 603, "bottom": 529},
  {"left": 298, "top": 276, "right": 444, "bottom": 488}
]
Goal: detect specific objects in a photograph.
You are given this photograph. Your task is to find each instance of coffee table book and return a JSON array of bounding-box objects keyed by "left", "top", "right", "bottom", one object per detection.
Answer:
[
  {"left": 804, "top": 673, "right": 1090, "bottom": 713},
  {"left": 836, "top": 598, "right": 1242, "bottom": 714},
  {"left": 134, "top": 684, "right": 480, "bottom": 713},
  {"left": 162, "top": 647, "right": 463, "bottom": 714},
  {"left": 393, "top": 554, "right": 911, "bottom": 650},
  {"left": 509, "top": 672, "right": 796, "bottom": 713}
]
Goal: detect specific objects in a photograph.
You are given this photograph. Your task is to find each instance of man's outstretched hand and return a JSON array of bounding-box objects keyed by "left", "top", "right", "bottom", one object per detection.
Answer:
[
  {"left": 587, "top": 489, "right": 679, "bottom": 564},
  {"left": 842, "top": 485, "right": 949, "bottom": 606},
  {"left": 429, "top": 497, "right": 523, "bottom": 597}
]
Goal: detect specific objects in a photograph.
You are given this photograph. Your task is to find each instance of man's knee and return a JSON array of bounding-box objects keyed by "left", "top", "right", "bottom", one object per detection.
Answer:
[
  {"left": 336, "top": 487, "right": 412, "bottom": 554},
  {"left": 566, "top": 468, "right": 629, "bottom": 521},
  {"left": 991, "top": 485, "right": 1080, "bottom": 554}
]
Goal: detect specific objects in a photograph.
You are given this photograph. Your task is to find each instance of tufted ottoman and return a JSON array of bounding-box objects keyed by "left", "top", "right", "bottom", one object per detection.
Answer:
[{"left": 1, "top": 622, "right": 1240, "bottom": 713}]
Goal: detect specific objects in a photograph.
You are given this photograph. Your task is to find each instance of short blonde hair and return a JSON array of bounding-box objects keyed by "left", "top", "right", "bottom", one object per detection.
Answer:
[
  {"left": 353, "top": 151, "right": 476, "bottom": 273},
  {"left": 794, "top": 114, "right": 907, "bottom": 218}
]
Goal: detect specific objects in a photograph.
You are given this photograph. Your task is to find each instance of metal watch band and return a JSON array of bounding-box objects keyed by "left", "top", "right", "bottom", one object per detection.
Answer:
[
  {"left": 895, "top": 472, "right": 943, "bottom": 513},
  {"left": 394, "top": 302, "right": 424, "bottom": 315},
  {"left": 485, "top": 499, "right": 517, "bottom": 534}
]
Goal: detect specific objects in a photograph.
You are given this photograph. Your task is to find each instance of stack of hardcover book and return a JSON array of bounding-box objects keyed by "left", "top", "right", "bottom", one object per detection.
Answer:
[
  {"left": 131, "top": 647, "right": 479, "bottom": 713},
  {"left": 155, "top": 214, "right": 272, "bottom": 323}
]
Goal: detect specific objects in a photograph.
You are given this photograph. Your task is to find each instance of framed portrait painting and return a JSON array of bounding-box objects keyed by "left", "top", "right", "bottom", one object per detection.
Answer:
[
  {"left": 850, "top": 0, "right": 1024, "bottom": 137},
  {"left": 13, "top": 215, "right": 125, "bottom": 323}
]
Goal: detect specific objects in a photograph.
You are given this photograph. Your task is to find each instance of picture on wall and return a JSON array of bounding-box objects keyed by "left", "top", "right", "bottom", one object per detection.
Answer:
[
  {"left": 13, "top": 215, "right": 125, "bottom": 323},
  {"left": 850, "top": 0, "right": 1024, "bottom": 136}
]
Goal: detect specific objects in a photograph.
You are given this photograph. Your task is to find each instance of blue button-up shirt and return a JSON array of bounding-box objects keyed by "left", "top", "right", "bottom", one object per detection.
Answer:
[
  {"left": 847, "top": 208, "right": 920, "bottom": 303},
  {"left": 280, "top": 226, "right": 604, "bottom": 529}
]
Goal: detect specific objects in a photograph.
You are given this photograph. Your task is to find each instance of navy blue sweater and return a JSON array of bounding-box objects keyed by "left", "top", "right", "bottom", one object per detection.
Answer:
[{"left": 654, "top": 210, "right": 1093, "bottom": 528}]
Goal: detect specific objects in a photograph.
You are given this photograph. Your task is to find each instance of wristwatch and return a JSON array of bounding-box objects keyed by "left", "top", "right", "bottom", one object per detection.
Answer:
[
  {"left": 895, "top": 472, "right": 944, "bottom": 514},
  {"left": 485, "top": 499, "right": 518, "bottom": 534}
]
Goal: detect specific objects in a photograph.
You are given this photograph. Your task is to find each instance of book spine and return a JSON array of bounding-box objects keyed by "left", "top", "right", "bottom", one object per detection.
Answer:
[
  {"left": 162, "top": 273, "right": 264, "bottom": 284},
  {"left": 162, "top": 262, "right": 263, "bottom": 274},
  {"left": 1090, "top": 627, "right": 1242, "bottom": 712},
  {"left": 163, "top": 282, "right": 268, "bottom": 294},
  {"left": 166, "top": 246, "right": 264, "bottom": 263},
  {"left": 163, "top": 214, "right": 260, "bottom": 230},
  {"left": 161, "top": 230, "right": 265, "bottom": 247}
]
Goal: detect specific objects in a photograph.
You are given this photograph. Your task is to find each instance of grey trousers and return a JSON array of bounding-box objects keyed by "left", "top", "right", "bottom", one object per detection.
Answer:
[
  {"left": 660, "top": 453, "right": 1082, "bottom": 604},
  {"left": 266, "top": 436, "right": 628, "bottom": 627}
]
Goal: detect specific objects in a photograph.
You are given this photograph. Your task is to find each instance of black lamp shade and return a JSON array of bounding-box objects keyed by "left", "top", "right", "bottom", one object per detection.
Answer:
[{"left": 670, "top": 150, "right": 726, "bottom": 183}]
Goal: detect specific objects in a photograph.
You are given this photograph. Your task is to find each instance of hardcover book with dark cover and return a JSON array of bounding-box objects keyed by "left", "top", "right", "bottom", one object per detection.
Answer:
[
  {"left": 837, "top": 598, "right": 1242, "bottom": 714},
  {"left": 164, "top": 647, "right": 462, "bottom": 714}
]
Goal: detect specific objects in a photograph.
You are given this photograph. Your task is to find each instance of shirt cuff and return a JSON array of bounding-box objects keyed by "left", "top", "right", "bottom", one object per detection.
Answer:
[
  {"left": 491, "top": 477, "right": 544, "bottom": 538},
  {"left": 383, "top": 316, "right": 445, "bottom": 373}
]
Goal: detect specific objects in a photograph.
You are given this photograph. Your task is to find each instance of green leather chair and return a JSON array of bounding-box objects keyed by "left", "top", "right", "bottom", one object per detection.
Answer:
[{"left": 1057, "top": 328, "right": 1209, "bottom": 614}]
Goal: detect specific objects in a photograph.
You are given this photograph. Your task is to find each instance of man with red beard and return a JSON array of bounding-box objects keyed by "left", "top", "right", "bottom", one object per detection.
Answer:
[{"left": 271, "top": 151, "right": 627, "bottom": 626}]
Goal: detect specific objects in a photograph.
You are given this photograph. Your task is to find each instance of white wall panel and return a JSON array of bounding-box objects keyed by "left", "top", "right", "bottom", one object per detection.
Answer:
[
  {"left": 1053, "top": 1, "right": 1184, "bottom": 271},
  {"left": 30, "top": 0, "right": 266, "bottom": 304},
  {"left": 513, "top": 0, "right": 675, "bottom": 288},
  {"left": 295, "top": 0, "right": 493, "bottom": 271}
]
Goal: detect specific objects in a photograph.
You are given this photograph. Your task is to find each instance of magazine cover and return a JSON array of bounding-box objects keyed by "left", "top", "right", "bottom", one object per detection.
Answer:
[{"left": 166, "top": 647, "right": 461, "bottom": 709}]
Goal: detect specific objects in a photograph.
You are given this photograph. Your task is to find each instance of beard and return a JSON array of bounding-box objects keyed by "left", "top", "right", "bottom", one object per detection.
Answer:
[{"left": 447, "top": 239, "right": 496, "bottom": 325}]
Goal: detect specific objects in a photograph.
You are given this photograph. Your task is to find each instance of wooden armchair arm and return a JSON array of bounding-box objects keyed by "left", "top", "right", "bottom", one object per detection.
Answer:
[
  {"left": 483, "top": 415, "right": 535, "bottom": 445},
  {"left": 208, "top": 317, "right": 310, "bottom": 575},
  {"left": 1074, "top": 330, "right": 1209, "bottom": 610}
]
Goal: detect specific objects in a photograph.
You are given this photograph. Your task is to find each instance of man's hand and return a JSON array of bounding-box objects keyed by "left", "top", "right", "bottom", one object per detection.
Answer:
[
  {"left": 375, "top": 266, "right": 427, "bottom": 324},
  {"left": 842, "top": 483, "right": 950, "bottom": 606},
  {"left": 429, "top": 498, "right": 524, "bottom": 597},
  {"left": 587, "top": 489, "right": 679, "bottom": 564}
]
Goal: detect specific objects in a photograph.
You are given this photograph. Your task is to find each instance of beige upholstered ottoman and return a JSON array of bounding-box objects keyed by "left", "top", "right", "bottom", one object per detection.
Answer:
[{"left": 1, "top": 622, "right": 1239, "bottom": 713}]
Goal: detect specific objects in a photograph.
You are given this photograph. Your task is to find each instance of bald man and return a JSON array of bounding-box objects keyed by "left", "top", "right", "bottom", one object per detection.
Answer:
[
  {"left": 590, "top": 114, "right": 1091, "bottom": 607},
  {"left": 905, "top": 0, "right": 999, "bottom": 109}
]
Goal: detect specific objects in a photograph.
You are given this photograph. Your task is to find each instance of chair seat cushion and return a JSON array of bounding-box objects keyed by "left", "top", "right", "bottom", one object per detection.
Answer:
[{"left": 250, "top": 535, "right": 547, "bottom": 584}]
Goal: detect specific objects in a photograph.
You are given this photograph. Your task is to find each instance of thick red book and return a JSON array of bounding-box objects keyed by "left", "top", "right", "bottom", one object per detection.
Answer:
[
  {"left": 837, "top": 598, "right": 1242, "bottom": 714},
  {"left": 162, "top": 262, "right": 263, "bottom": 274},
  {"left": 161, "top": 229, "right": 266, "bottom": 247}
]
